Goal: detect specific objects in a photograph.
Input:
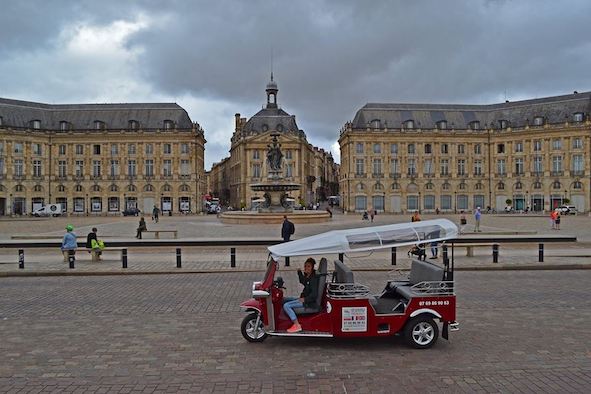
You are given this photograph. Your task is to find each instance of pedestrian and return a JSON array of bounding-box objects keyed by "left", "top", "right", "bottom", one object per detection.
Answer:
[
  {"left": 555, "top": 211, "right": 561, "bottom": 230},
  {"left": 429, "top": 241, "right": 438, "bottom": 259},
  {"left": 61, "top": 224, "right": 77, "bottom": 263},
  {"left": 362, "top": 211, "right": 369, "bottom": 220},
  {"left": 152, "top": 205, "right": 160, "bottom": 223},
  {"left": 459, "top": 211, "right": 467, "bottom": 234},
  {"left": 281, "top": 215, "right": 295, "bottom": 242},
  {"left": 86, "top": 227, "right": 102, "bottom": 260},
  {"left": 411, "top": 211, "right": 421, "bottom": 222},
  {"left": 136, "top": 216, "right": 147, "bottom": 239},
  {"left": 474, "top": 207, "right": 482, "bottom": 232},
  {"left": 550, "top": 210, "right": 558, "bottom": 230},
  {"left": 370, "top": 210, "right": 375, "bottom": 223},
  {"left": 325, "top": 207, "right": 333, "bottom": 218}
]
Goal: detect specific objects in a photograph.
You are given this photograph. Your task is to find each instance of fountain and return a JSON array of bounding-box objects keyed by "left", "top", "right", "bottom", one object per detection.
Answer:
[{"left": 220, "top": 134, "right": 330, "bottom": 224}]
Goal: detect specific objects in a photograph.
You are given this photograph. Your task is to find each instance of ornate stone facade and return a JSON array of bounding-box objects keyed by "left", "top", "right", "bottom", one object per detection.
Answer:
[
  {"left": 339, "top": 91, "right": 591, "bottom": 213},
  {"left": 209, "top": 76, "right": 339, "bottom": 209},
  {"left": 0, "top": 99, "right": 206, "bottom": 215}
]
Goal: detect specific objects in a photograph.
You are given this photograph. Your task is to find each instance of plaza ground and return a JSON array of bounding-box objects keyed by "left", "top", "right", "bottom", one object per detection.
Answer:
[
  {"left": 0, "top": 212, "right": 590, "bottom": 392},
  {"left": 0, "top": 271, "right": 590, "bottom": 392}
]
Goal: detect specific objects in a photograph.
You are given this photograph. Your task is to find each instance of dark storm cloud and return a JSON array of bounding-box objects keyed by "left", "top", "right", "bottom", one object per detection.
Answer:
[
  {"left": 2, "top": 0, "right": 591, "bottom": 167},
  {"left": 129, "top": 0, "right": 591, "bottom": 148}
]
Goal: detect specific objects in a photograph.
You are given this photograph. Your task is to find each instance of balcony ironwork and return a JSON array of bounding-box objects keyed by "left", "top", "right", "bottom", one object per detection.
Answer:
[
  {"left": 551, "top": 171, "right": 564, "bottom": 177},
  {"left": 571, "top": 170, "right": 585, "bottom": 176},
  {"left": 354, "top": 173, "right": 366, "bottom": 178},
  {"left": 389, "top": 173, "right": 401, "bottom": 179},
  {"left": 513, "top": 172, "right": 525, "bottom": 177},
  {"left": 372, "top": 173, "right": 383, "bottom": 178}
]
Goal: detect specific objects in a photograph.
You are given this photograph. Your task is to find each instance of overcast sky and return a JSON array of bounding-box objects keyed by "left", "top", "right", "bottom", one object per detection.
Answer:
[{"left": 2, "top": 0, "right": 591, "bottom": 168}]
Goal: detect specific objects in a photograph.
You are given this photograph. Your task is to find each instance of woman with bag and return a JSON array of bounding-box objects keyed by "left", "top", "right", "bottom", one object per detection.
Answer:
[{"left": 459, "top": 211, "right": 467, "bottom": 234}]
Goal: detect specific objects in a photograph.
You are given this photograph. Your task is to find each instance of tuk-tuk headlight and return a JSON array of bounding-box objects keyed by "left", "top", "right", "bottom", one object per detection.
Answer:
[{"left": 326, "top": 301, "right": 332, "bottom": 314}]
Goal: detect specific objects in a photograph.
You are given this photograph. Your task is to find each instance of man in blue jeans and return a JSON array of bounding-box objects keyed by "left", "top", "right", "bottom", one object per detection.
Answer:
[{"left": 283, "top": 258, "right": 319, "bottom": 333}]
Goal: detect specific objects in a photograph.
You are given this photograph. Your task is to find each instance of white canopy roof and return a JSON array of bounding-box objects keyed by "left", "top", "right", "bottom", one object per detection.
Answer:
[{"left": 268, "top": 219, "right": 458, "bottom": 259}]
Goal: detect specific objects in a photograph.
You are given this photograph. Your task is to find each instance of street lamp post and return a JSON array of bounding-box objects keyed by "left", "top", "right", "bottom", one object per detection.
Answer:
[
  {"left": 454, "top": 191, "right": 457, "bottom": 214},
  {"left": 85, "top": 194, "right": 89, "bottom": 216}
]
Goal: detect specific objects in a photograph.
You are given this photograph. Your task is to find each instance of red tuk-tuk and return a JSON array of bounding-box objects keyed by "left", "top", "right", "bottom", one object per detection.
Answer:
[{"left": 240, "top": 219, "right": 459, "bottom": 348}]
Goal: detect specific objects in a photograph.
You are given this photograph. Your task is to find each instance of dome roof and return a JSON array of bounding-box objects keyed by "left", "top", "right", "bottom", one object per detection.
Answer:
[{"left": 242, "top": 107, "right": 300, "bottom": 135}]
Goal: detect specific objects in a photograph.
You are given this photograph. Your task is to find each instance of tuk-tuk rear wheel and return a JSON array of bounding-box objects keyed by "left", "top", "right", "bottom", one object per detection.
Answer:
[
  {"left": 241, "top": 312, "right": 268, "bottom": 342},
  {"left": 404, "top": 315, "right": 439, "bottom": 349}
]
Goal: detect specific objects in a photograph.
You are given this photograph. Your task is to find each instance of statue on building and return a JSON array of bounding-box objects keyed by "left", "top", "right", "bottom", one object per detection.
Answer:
[{"left": 266, "top": 134, "right": 283, "bottom": 172}]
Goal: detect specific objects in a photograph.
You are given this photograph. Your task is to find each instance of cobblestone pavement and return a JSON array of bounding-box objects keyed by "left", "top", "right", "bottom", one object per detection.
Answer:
[{"left": 1, "top": 270, "right": 590, "bottom": 393}]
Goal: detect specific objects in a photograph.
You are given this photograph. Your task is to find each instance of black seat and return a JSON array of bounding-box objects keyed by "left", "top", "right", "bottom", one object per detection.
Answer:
[
  {"left": 334, "top": 260, "right": 354, "bottom": 283},
  {"left": 293, "top": 258, "right": 328, "bottom": 315},
  {"left": 395, "top": 259, "right": 444, "bottom": 300}
]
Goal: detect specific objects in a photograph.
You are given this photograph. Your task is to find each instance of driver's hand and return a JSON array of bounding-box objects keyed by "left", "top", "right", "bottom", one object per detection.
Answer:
[{"left": 298, "top": 297, "right": 304, "bottom": 303}]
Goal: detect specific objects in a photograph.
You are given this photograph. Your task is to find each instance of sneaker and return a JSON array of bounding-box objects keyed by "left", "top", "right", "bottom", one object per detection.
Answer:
[{"left": 287, "top": 323, "right": 302, "bottom": 333}]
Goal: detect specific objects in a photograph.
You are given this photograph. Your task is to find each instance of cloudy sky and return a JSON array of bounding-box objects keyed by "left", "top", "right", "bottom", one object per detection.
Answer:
[{"left": 1, "top": 0, "right": 591, "bottom": 168}]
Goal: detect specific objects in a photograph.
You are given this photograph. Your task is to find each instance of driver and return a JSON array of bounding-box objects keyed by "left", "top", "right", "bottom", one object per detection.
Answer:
[{"left": 283, "top": 258, "right": 319, "bottom": 333}]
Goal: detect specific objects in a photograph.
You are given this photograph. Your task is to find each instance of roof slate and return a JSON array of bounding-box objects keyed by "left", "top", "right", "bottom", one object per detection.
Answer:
[
  {"left": 352, "top": 91, "right": 591, "bottom": 129},
  {"left": 0, "top": 97, "right": 194, "bottom": 130}
]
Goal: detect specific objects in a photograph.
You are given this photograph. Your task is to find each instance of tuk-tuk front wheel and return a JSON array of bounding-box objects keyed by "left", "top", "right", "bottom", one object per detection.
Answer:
[
  {"left": 241, "top": 312, "right": 268, "bottom": 342},
  {"left": 404, "top": 315, "right": 439, "bottom": 349}
]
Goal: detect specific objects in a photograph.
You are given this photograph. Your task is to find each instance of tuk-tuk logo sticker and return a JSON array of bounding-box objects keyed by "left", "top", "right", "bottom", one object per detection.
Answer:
[{"left": 342, "top": 307, "right": 367, "bottom": 332}]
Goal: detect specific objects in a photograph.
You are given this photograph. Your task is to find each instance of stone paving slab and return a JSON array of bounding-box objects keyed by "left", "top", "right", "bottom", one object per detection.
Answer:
[{"left": 0, "top": 271, "right": 590, "bottom": 392}]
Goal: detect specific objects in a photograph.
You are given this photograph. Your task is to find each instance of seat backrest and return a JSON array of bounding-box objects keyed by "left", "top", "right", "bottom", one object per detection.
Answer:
[
  {"left": 334, "top": 260, "right": 354, "bottom": 283},
  {"left": 316, "top": 258, "right": 328, "bottom": 306},
  {"left": 409, "top": 259, "right": 444, "bottom": 285}
]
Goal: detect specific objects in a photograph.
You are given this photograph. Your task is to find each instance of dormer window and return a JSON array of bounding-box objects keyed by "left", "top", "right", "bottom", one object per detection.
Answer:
[
  {"left": 436, "top": 120, "right": 447, "bottom": 130},
  {"left": 60, "top": 121, "right": 70, "bottom": 131},
  {"left": 404, "top": 120, "right": 414, "bottom": 129},
  {"left": 94, "top": 120, "right": 105, "bottom": 130},
  {"left": 469, "top": 121, "right": 480, "bottom": 130},
  {"left": 499, "top": 120, "right": 509, "bottom": 129},
  {"left": 371, "top": 119, "right": 381, "bottom": 129},
  {"left": 163, "top": 120, "right": 174, "bottom": 130},
  {"left": 533, "top": 116, "right": 544, "bottom": 126},
  {"left": 128, "top": 120, "right": 139, "bottom": 130},
  {"left": 31, "top": 120, "right": 41, "bottom": 129},
  {"left": 0, "top": 116, "right": 3, "bottom": 126},
  {"left": 573, "top": 112, "right": 584, "bottom": 122}
]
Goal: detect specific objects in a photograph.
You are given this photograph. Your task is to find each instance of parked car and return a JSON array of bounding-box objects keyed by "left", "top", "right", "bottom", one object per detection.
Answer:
[
  {"left": 122, "top": 207, "right": 141, "bottom": 216},
  {"left": 555, "top": 205, "right": 577, "bottom": 215}
]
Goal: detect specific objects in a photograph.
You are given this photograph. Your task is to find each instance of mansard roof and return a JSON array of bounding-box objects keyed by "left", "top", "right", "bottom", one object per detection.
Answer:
[
  {"left": 0, "top": 97, "right": 194, "bottom": 130},
  {"left": 352, "top": 91, "right": 591, "bottom": 130}
]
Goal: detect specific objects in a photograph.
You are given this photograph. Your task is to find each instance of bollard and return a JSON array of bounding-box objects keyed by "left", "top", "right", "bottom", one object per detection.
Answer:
[
  {"left": 68, "top": 250, "right": 75, "bottom": 269},
  {"left": 176, "top": 248, "right": 182, "bottom": 268},
  {"left": 230, "top": 247, "right": 236, "bottom": 268},
  {"left": 492, "top": 244, "right": 499, "bottom": 263},
  {"left": 122, "top": 249, "right": 128, "bottom": 269},
  {"left": 538, "top": 243, "right": 544, "bottom": 262},
  {"left": 391, "top": 247, "right": 397, "bottom": 265},
  {"left": 18, "top": 249, "right": 24, "bottom": 269},
  {"left": 285, "top": 256, "right": 290, "bottom": 267},
  {"left": 338, "top": 253, "right": 344, "bottom": 262},
  {"left": 442, "top": 245, "right": 448, "bottom": 264}
]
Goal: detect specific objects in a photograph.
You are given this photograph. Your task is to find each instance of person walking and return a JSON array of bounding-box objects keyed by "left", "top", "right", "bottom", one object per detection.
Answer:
[
  {"left": 459, "top": 211, "right": 467, "bottom": 234},
  {"left": 550, "top": 210, "right": 558, "bottom": 230},
  {"left": 152, "top": 205, "right": 160, "bottom": 223},
  {"left": 474, "top": 207, "right": 482, "bottom": 232},
  {"left": 555, "top": 211, "right": 561, "bottom": 230},
  {"left": 281, "top": 215, "right": 295, "bottom": 242},
  {"left": 61, "top": 224, "right": 77, "bottom": 263},
  {"left": 136, "top": 217, "right": 147, "bottom": 239},
  {"left": 411, "top": 211, "right": 421, "bottom": 222},
  {"left": 370, "top": 209, "right": 375, "bottom": 223}
]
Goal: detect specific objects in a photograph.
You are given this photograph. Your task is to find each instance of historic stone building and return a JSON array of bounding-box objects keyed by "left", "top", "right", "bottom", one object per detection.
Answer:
[
  {"left": 0, "top": 98, "right": 206, "bottom": 215},
  {"left": 209, "top": 75, "right": 339, "bottom": 209},
  {"left": 339, "top": 91, "right": 591, "bottom": 213}
]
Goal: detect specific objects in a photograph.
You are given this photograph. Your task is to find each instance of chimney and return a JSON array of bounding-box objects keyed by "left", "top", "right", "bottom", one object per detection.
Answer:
[{"left": 235, "top": 113, "right": 241, "bottom": 129}]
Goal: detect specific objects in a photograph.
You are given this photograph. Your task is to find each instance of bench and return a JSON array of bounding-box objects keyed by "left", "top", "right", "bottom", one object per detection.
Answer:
[
  {"left": 62, "top": 248, "right": 126, "bottom": 262},
  {"left": 141, "top": 230, "right": 178, "bottom": 239},
  {"left": 453, "top": 243, "right": 497, "bottom": 257}
]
